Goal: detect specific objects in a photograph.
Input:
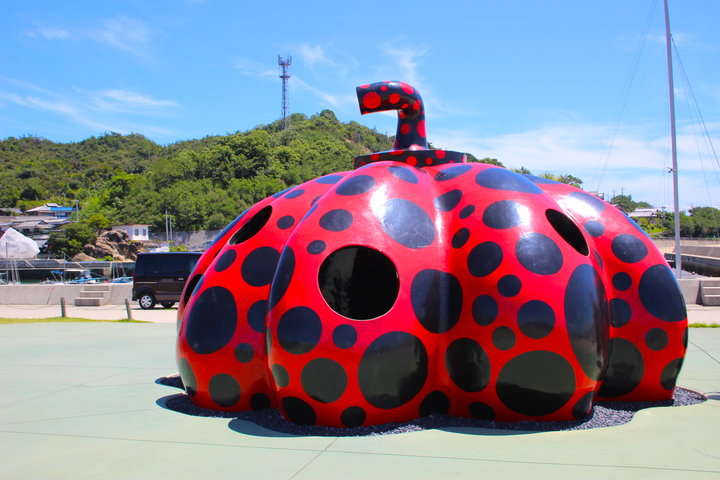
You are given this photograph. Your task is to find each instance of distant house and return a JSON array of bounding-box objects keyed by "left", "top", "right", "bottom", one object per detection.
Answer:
[
  {"left": 25, "top": 203, "right": 74, "bottom": 218},
  {"left": 112, "top": 224, "right": 151, "bottom": 242},
  {"left": 629, "top": 208, "right": 660, "bottom": 219}
]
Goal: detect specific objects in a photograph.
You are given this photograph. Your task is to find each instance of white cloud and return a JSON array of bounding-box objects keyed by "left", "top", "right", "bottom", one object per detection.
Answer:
[
  {"left": 297, "top": 44, "right": 328, "bottom": 67},
  {"left": 25, "top": 27, "right": 71, "bottom": 40},
  {"left": 91, "top": 16, "right": 150, "bottom": 55},
  {"left": 90, "top": 89, "right": 179, "bottom": 111}
]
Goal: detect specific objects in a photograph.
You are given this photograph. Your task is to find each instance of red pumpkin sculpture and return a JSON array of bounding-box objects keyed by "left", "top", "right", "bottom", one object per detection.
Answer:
[{"left": 176, "top": 81, "right": 687, "bottom": 427}]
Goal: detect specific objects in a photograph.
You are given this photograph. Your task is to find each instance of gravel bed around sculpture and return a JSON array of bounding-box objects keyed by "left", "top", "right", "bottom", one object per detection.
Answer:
[{"left": 156, "top": 374, "right": 706, "bottom": 436}]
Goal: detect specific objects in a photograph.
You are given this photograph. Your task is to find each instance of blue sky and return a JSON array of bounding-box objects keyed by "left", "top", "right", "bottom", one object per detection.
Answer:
[{"left": 1, "top": 0, "right": 718, "bottom": 210}]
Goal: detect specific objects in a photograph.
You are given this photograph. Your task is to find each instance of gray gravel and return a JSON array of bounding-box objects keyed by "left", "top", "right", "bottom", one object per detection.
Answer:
[{"left": 156, "top": 375, "right": 706, "bottom": 436}]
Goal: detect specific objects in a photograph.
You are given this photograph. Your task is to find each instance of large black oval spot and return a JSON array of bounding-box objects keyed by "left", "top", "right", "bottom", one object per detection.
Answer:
[
  {"left": 472, "top": 295, "right": 498, "bottom": 326},
  {"left": 419, "top": 391, "right": 451, "bottom": 417},
  {"left": 583, "top": 220, "right": 604, "bottom": 238},
  {"left": 268, "top": 247, "right": 295, "bottom": 310},
  {"left": 276, "top": 306, "right": 322, "bottom": 355},
  {"left": 564, "top": 264, "right": 609, "bottom": 381},
  {"left": 336, "top": 175, "right": 375, "bottom": 196},
  {"left": 475, "top": 168, "right": 542, "bottom": 194},
  {"left": 316, "top": 174, "right": 344, "bottom": 184},
  {"left": 209, "top": 373, "right": 241, "bottom": 407},
  {"left": 229, "top": 205, "right": 272, "bottom": 245},
  {"left": 177, "top": 357, "right": 197, "bottom": 396},
  {"left": 638, "top": 264, "right": 686, "bottom": 322},
  {"left": 284, "top": 188, "right": 304, "bottom": 199},
  {"left": 483, "top": 200, "right": 529, "bottom": 229},
  {"left": 319, "top": 209, "right": 353, "bottom": 232},
  {"left": 301, "top": 358, "right": 348, "bottom": 403},
  {"left": 358, "top": 332, "right": 428, "bottom": 409},
  {"left": 516, "top": 232, "right": 563, "bottom": 275},
  {"left": 610, "top": 298, "right": 632, "bottom": 327},
  {"left": 241, "top": 246, "right": 281, "bottom": 287},
  {"left": 277, "top": 215, "right": 295, "bottom": 229},
  {"left": 496, "top": 351, "right": 575, "bottom": 416},
  {"left": 186, "top": 286, "right": 237, "bottom": 355},
  {"left": 434, "top": 164, "right": 472, "bottom": 181},
  {"left": 215, "top": 249, "right": 237, "bottom": 272},
  {"left": 445, "top": 338, "right": 491, "bottom": 392},
  {"left": 661, "top": 358, "right": 684, "bottom": 390},
  {"left": 598, "top": 338, "right": 644, "bottom": 397},
  {"left": 451, "top": 228, "right": 470, "bottom": 249},
  {"left": 565, "top": 191, "right": 606, "bottom": 215},
  {"left": 282, "top": 397, "right": 316, "bottom": 425},
  {"left": 247, "top": 299, "right": 267, "bottom": 333},
  {"left": 377, "top": 198, "right": 436, "bottom": 249},
  {"left": 459, "top": 205, "right": 475, "bottom": 219},
  {"left": 319, "top": 246, "right": 399, "bottom": 320},
  {"left": 411, "top": 269, "right": 463, "bottom": 334},
  {"left": 388, "top": 166, "right": 418, "bottom": 184},
  {"left": 434, "top": 190, "right": 462, "bottom": 212},
  {"left": 467, "top": 241, "right": 503, "bottom": 277},
  {"left": 517, "top": 300, "right": 555, "bottom": 339},
  {"left": 611, "top": 234, "right": 648, "bottom": 263}
]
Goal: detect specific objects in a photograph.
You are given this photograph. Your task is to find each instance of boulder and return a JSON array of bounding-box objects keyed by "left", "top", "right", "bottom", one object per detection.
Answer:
[{"left": 81, "top": 230, "right": 140, "bottom": 261}]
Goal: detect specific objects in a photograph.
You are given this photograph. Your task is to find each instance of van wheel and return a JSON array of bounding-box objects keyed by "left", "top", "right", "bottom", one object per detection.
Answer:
[
  {"left": 160, "top": 301, "right": 175, "bottom": 309},
  {"left": 139, "top": 293, "right": 156, "bottom": 309}
]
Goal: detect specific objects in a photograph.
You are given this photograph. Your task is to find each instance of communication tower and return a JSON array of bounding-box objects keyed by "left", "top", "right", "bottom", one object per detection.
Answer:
[{"left": 278, "top": 55, "right": 292, "bottom": 129}]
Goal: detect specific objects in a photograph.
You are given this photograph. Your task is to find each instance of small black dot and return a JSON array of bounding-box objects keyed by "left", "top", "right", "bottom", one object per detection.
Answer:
[
  {"left": 307, "top": 240, "right": 326, "bottom": 254},
  {"left": 472, "top": 295, "right": 498, "bottom": 326},
  {"left": 271, "top": 364, "right": 289, "bottom": 387},
  {"left": 316, "top": 174, "right": 344, "bottom": 184},
  {"left": 452, "top": 228, "right": 470, "bottom": 249},
  {"left": 434, "top": 190, "right": 463, "bottom": 211},
  {"left": 497, "top": 275, "right": 521, "bottom": 297},
  {"left": 332, "top": 324, "right": 357, "bottom": 349},
  {"left": 492, "top": 326, "right": 516, "bottom": 350},
  {"left": 284, "top": 188, "right": 305, "bottom": 199},
  {"left": 341, "top": 406, "right": 366, "bottom": 427},
  {"left": 583, "top": 220, "right": 604, "bottom": 237},
  {"left": 612, "top": 272, "right": 632, "bottom": 291},
  {"left": 610, "top": 298, "right": 632, "bottom": 327},
  {"left": 234, "top": 343, "right": 254, "bottom": 363},
  {"left": 277, "top": 215, "right": 295, "bottom": 229},
  {"left": 646, "top": 328, "right": 668, "bottom": 351},
  {"left": 459, "top": 205, "right": 475, "bottom": 219},
  {"left": 215, "top": 249, "right": 237, "bottom": 272},
  {"left": 320, "top": 209, "right": 353, "bottom": 232}
]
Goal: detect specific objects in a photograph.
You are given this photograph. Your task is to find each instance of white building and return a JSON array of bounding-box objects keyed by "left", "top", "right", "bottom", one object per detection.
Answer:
[{"left": 112, "top": 224, "right": 151, "bottom": 242}]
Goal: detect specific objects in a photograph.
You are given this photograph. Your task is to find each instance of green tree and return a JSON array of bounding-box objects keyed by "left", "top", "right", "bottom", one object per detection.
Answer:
[{"left": 46, "top": 223, "right": 97, "bottom": 257}]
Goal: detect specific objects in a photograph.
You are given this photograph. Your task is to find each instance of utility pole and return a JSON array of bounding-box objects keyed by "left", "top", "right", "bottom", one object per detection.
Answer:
[{"left": 278, "top": 55, "right": 292, "bottom": 130}]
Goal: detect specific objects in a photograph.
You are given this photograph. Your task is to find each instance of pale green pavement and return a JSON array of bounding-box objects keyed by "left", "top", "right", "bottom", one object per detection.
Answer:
[{"left": 1, "top": 323, "right": 718, "bottom": 480}]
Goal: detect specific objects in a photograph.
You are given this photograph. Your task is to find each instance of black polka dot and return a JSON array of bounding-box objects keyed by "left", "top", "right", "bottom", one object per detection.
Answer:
[
  {"left": 268, "top": 246, "right": 295, "bottom": 310},
  {"left": 358, "top": 332, "right": 428, "bottom": 409},
  {"left": 419, "top": 391, "right": 450, "bottom": 417},
  {"left": 472, "top": 295, "right": 498, "bottom": 326},
  {"left": 497, "top": 275, "right": 521, "bottom": 297},
  {"left": 247, "top": 299, "right": 267, "bottom": 333},
  {"left": 434, "top": 190, "right": 463, "bottom": 212},
  {"left": 565, "top": 191, "right": 606, "bottom": 214},
  {"left": 475, "top": 168, "right": 542, "bottom": 194},
  {"left": 277, "top": 215, "right": 295, "bottom": 229},
  {"left": 241, "top": 246, "right": 281, "bottom": 287},
  {"left": 445, "top": 338, "right": 491, "bottom": 392},
  {"left": 215, "top": 249, "right": 236, "bottom": 272},
  {"left": 598, "top": 338, "right": 644, "bottom": 397},
  {"left": 311, "top": 195, "right": 321, "bottom": 205},
  {"left": 573, "top": 392, "right": 594, "bottom": 420},
  {"left": 307, "top": 240, "right": 326, "bottom": 255},
  {"left": 612, "top": 272, "right": 632, "bottom": 291},
  {"left": 234, "top": 343, "right": 254, "bottom": 363},
  {"left": 434, "top": 164, "right": 472, "bottom": 181},
  {"left": 177, "top": 357, "right": 197, "bottom": 396},
  {"left": 660, "top": 358, "right": 684, "bottom": 390},
  {"left": 272, "top": 187, "right": 293, "bottom": 198},
  {"left": 251, "top": 393, "right": 271, "bottom": 410},
  {"left": 284, "top": 188, "right": 305, "bottom": 199},
  {"left": 336, "top": 175, "right": 375, "bottom": 196},
  {"left": 467, "top": 241, "right": 503, "bottom": 277},
  {"left": 341, "top": 406, "right": 366, "bottom": 427},
  {"left": 469, "top": 402, "right": 495, "bottom": 420},
  {"left": 271, "top": 364, "right": 289, "bottom": 387},
  {"left": 646, "top": 328, "right": 668, "bottom": 350},
  {"left": 411, "top": 269, "right": 463, "bottom": 334},
  {"left": 333, "top": 324, "right": 357, "bottom": 349},
  {"left": 451, "top": 228, "right": 470, "bottom": 249},
  {"left": 483, "top": 200, "right": 529, "bottom": 229},
  {"left": 516, "top": 232, "right": 563, "bottom": 275},
  {"left": 186, "top": 286, "right": 237, "bottom": 354},
  {"left": 611, "top": 234, "right": 648, "bottom": 263},
  {"left": 388, "top": 165, "right": 418, "bottom": 183},
  {"left": 639, "top": 264, "right": 686, "bottom": 322},
  {"left": 459, "top": 205, "right": 475, "bottom": 219},
  {"left": 496, "top": 351, "right": 576, "bottom": 416},
  {"left": 301, "top": 358, "right": 347, "bottom": 403},
  {"left": 377, "top": 198, "right": 435, "bottom": 249},
  {"left": 610, "top": 298, "right": 632, "bottom": 327},
  {"left": 517, "top": 300, "right": 555, "bottom": 339},
  {"left": 282, "top": 397, "right": 316, "bottom": 425},
  {"left": 523, "top": 173, "right": 560, "bottom": 185},
  {"left": 316, "top": 174, "right": 343, "bottom": 184},
  {"left": 320, "top": 209, "right": 353, "bottom": 232},
  {"left": 209, "top": 373, "right": 241, "bottom": 407},
  {"left": 564, "top": 265, "right": 608, "bottom": 380},
  {"left": 493, "top": 326, "right": 516, "bottom": 350},
  {"left": 276, "top": 306, "right": 322, "bottom": 355},
  {"left": 583, "top": 220, "right": 604, "bottom": 237}
]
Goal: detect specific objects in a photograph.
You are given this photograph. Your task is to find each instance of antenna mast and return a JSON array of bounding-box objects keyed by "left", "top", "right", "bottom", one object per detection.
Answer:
[{"left": 278, "top": 55, "right": 292, "bottom": 130}]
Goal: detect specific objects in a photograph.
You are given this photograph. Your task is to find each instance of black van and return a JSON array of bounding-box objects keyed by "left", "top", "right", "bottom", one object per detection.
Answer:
[{"left": 132, "top": 252, "right": 202, "bottom": 309}]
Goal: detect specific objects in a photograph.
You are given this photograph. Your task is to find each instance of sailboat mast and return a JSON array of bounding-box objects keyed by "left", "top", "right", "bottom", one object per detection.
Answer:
[{"left": 664, "top": 0, "right": 682, "bottom": 277}]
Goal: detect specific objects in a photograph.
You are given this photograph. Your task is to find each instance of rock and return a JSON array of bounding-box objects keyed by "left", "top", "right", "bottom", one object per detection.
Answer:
[
  {"left": 81, "top": 230, "right": 140, "bottom": 261},
  {"left": 73, "top": 252, "right": 96, "bottom": 262}
]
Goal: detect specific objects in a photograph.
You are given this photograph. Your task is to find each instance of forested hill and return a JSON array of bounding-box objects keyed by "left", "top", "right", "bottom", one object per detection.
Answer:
[{"left": 0, "top": 110, "right": 404, "bottom": 232}]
